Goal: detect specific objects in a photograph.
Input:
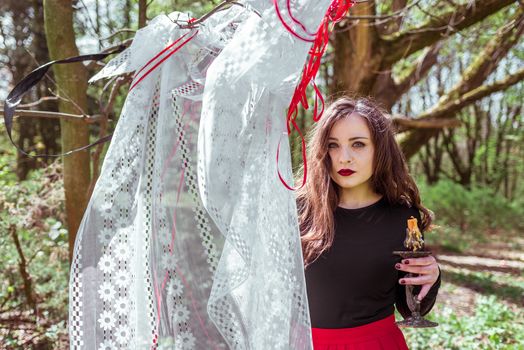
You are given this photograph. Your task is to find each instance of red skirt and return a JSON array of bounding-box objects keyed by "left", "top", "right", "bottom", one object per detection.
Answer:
[{"left": 311, "top": 314, "right": 409, "bottom": 350}]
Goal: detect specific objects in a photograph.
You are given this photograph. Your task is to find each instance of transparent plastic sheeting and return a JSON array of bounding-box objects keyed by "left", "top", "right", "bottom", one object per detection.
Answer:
[{"left": 69, "top": 1, "right": 332, "bottom": 348}]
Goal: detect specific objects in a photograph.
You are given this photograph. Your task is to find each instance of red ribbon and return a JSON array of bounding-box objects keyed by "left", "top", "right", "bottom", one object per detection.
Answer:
[
  {"left": 130, "top": 30, "right": 198, "bottom": 91},
  {"left": 274, "top": 0, "right": 355, "bottom": 190}
]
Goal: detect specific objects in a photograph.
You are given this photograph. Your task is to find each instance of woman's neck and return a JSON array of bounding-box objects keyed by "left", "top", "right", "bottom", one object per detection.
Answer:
[{"left": 338, "top": 185, "right": 382, "bottom": 209}]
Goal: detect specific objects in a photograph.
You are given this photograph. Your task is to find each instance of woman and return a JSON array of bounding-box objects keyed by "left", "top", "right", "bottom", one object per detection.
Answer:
[{"left": 296, "top": 96, "right": 441, "bottom": 349}]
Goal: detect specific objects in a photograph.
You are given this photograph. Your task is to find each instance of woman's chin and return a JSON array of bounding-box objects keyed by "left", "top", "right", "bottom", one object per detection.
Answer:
[{"left": 335, "top": 178, "right": 360, "bottom": 189}]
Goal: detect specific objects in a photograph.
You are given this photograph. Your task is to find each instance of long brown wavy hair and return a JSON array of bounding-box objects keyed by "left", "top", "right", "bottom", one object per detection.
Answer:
[{"left": 296, "top": 96, "right": 434, "bottom": 267}]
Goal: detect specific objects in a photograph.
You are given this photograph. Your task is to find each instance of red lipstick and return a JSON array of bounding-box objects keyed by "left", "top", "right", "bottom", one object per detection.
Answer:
[{"left": 338, "top": 169, "right": 355, "bottom": 176}]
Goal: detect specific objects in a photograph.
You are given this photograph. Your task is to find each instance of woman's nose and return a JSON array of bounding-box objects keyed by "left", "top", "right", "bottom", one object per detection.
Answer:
[{"left": 339, "top": 147, "right": 353, "bottom": 163}]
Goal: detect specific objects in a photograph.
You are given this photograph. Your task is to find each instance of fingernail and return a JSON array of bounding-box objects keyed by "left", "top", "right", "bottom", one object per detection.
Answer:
[
  {"left": 395, "top": 264, "right": 401, "bottom": 269},
  {"left": 400, "top": 280, "right": 405, "bottom": 284},
  {"left": 403, "top": 260, "right": 409, "bottom": 264}
]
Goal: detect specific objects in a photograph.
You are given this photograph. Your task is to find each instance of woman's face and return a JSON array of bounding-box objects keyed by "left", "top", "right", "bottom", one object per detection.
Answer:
[{"left": 327, "top": 112, "right": 375, "bottom": 192}]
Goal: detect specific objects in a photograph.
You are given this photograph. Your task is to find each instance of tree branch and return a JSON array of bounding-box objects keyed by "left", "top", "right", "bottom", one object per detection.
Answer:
[
  {"left": 372, "top": 41, "right": 443, "bottom": 107},
  {"left": 399, "top": 67, "right": 524, "bottom": 158},
  {"left": 177, "top": 1, "right": 261, "bottom": 29},
  {"left": 419, "top": 67, "right": 524, "bottom": 120},
  {"left": 100, "top": 28, "right": 136, "bottom": 42},
  {"left": 396, "top": 41, "right": 443, "bottom": 95},
  {"left": 0, "top": 108, "right": 104, "bottom": 124},
  {"left": 344, "top": 0, "right": 420, "bottom": 21},
  {"left": 18, "top": 96, "right": 60, "bottom": 108},
  {"left": 381, "top": 0, "right": 516, "bottom": 67},
  {"left": 445, "top": 4, "right": 524, "bottom": 99},
  {"left": 398, "top": 4, "right": 524, "bottom": 159},
  {"left": 8, "top": 224, "right": 37, "bottom": 316},
  {"left": 391, "top": 114, "right": 461, "bottom": 132}
]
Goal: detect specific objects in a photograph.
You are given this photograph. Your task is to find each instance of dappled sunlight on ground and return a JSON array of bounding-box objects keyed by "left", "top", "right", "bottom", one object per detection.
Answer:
[{"left": 402, "top": 234, "right": 524, "bottom": 349}]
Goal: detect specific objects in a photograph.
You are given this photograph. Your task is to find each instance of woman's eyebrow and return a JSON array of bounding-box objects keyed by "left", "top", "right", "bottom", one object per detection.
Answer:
[{"left": 328, "top": 136, "right": 368, "bottom": 141}]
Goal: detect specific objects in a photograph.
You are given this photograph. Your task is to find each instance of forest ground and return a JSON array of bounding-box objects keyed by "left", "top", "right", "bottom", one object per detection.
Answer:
[{"left": 402, "top": 231, "right": 524, "bottom": 349}]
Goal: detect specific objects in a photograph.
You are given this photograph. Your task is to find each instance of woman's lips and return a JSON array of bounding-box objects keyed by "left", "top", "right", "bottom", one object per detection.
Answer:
[{"left": 338, "top": 169, "right": 355, "bottom": 176}]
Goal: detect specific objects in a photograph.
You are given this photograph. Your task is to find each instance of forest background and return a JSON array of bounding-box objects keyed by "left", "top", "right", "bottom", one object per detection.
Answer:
[{"left": 0, "top": 0, "right": 523, "bottom": 349}]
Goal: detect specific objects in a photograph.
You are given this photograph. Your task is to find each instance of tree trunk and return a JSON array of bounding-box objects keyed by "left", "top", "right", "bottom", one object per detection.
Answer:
[
  {"left": 7, "top": 1, "right": 38, "bottom": 180},
  {"left": 330, "top": 0, "right": 519, "bottom": 158},
  {"left": 333, "top": 0, "right": 382, "bottom": 95},
  {"left": 44, "top": 0, "right": 91, "bottom": 263},
  {"left": 124, "top": 0, "right": 132, "bottom": 29},
  {"left": 138, "top": 0, "right": 147, "bottom": 28},
  {"left": 33, "top": 0, "right": 61, "bottom": 157}
]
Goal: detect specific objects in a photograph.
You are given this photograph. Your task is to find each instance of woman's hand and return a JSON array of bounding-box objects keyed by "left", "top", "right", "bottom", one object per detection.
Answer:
[{"left": 395, "top": 255, "right": 440, "bottom": 301}]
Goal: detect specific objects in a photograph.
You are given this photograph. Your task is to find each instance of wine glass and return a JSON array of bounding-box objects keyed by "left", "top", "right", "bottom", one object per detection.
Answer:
[{"left": 392, "top": 250, "right": 439, "bottom": 328}]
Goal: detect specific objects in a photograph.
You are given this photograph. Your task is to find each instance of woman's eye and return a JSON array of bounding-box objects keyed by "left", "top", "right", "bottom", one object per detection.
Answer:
[
  {"left": 353, "top": 142, "right": 365, "bottom": 148},
  {"left": 328, "top": 143, "right": 338, "bottom": 148}
]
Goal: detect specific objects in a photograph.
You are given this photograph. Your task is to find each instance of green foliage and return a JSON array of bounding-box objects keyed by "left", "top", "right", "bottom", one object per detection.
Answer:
[
  {"left": 0, "top": 149, "right": 17, "bottom": 185},
  {"left": 0, "top": 151, "right": 68, "bottom": 347},
  {"left": 401, "top": 295, "right": 524, "bottom": 349},
  {"left": 416, "top": 179, "right": 524, "bottom": 252}
]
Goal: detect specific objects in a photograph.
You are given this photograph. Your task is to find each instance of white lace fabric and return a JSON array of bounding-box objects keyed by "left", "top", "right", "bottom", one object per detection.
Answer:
[{"left": 70, "top": 1, "right": 332, "bottom": 349}]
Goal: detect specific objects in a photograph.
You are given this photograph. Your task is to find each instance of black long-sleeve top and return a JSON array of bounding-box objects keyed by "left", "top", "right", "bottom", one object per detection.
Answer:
[{"left": 304, "top": 196, "right": 441, "bottom": 328}]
